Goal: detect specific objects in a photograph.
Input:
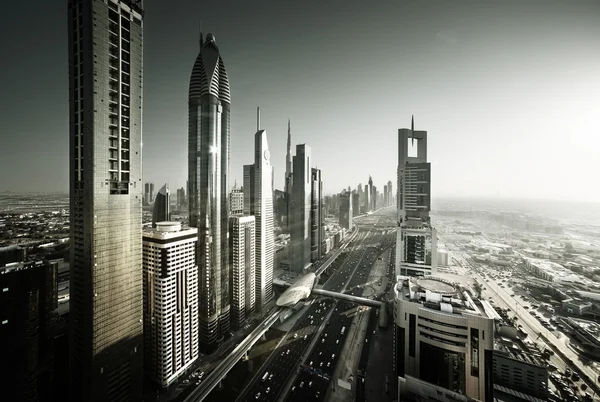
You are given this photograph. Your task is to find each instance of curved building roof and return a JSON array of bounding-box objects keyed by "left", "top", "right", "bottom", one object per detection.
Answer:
[
  {"left": 189, "top": 33, "right": 231, "bottom": 104},
  {"left": 276, "top": 273, "right": 317, "bottom": 307}
]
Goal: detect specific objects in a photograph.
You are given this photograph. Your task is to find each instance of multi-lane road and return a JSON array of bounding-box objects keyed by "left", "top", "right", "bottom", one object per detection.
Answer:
[{"left": 234, "top": 209, "right": 396, "bottom": 402}]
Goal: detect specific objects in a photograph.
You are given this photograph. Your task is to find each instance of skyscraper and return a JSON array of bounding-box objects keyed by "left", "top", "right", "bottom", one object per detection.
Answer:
[
  {"left": 228, "top": 215, "right": 255, "bottom": 329},
  {"left": 310, "top": 168, "right": 323, "bottom": 262},
  {"left": 387, "top": 180, "right": 393, "bottom": 207},
  {"left": 290, "top": 144, "right": 312, "bottom": 272},
  {"left": 142, "top": 222, "right": 199, "bottom": 387},
  {"left": 339, "top": 190, "right": 353, "bottom": 230},
  {"left": 396, "top": 116, "right": 437, "bottom": 277},
  {"left": 243, "top": 109, "right": 275, "bottom": 311},
  {"left": 383, "top": 184, "right": 389, "bottom": 207},
  {"left": 176, "top": 187, "right": 186, "bottom": 210},
  {"left": 188, "top": 32, "right": 231, "bottom": 347},
  {"left": 68, "top": 1, "right": 143, "bottom": 400},
  {"left": 284, "top": 119, "right": 293, "bottom": 231},
  {"left": 152, "top": 183, "right": 170, "bottom": 227}
]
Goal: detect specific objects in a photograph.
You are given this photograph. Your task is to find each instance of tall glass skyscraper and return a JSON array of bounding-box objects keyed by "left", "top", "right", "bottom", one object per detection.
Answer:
[
  {"left": 188, "top": 33, "right": 231, "bottom": 348},
  {"left": 291, "top": 144, "right": 312, "bottom": 272},
  {"left": 68, "top": 0, "right": 143, "bottom": 400},
  {"left": 243, "top": 125, "right": 275, "bottom": 311}
]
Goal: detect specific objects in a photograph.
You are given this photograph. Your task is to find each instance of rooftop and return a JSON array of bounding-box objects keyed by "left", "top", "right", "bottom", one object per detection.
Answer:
[{"left": 395, "top": 276, "right": 497, "bottom": 319}]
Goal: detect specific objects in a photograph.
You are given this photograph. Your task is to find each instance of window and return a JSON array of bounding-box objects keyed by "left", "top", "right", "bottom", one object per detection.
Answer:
[{"left": 408, "top": 314, "right": 416, "bottom": 357}]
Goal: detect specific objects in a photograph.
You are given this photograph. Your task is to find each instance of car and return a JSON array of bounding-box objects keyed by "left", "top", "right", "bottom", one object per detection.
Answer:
[
  {"left": 320, "top": 362, "right": 323, "bottom": 367},
  {"left": 304, "top": 335, "right": 307, "bottom": 341},
  {"left": 266, "top": 387, "right": 271, "bottom": 393},
  {"left": 327, "top": 362, "right": 331, "bottom": 367},
  {"left": 291, "top": 386, "right": 296, "bottom": 392},
  {"left": 293, "top": 333, "right": 298, "bottom": 339},
  {"left": 309, "top": 381, "right": 313, "bottom": 387},
  {"left": 255, "top": 392, "right": 261, "bottom": 399},
  {"left": 300, "top": 381, "right": 304, "bottom": 388},
  {"left": 309, "top": 361, "right": 313, "bottom": 366}
]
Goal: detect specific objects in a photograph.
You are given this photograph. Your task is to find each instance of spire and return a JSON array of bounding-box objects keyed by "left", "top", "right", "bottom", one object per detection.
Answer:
[
  {"left": 257, "top": 106, "right": 260, "bottom": 131},
  {"left": 411, "top": 115, "right": 415, "bottom": 146},
  {"left": 199, "top": 20, "right": 203, "bottom": 49}
]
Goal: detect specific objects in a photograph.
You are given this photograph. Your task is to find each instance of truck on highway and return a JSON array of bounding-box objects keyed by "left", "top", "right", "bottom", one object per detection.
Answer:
[
  {"left": 261, "top": 372, "right": 269, "bottom": 382},
  {"left": 341, "top": 327, "right": 345, "bottom": 335}
]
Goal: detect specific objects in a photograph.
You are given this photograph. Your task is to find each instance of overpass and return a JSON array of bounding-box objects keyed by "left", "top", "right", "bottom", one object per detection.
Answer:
[
  {"left": 183, "top": 308, "right": 283, "bottom": 402},
  {"left": 312, "top": 288, "right": 384, "bottom": 308}
]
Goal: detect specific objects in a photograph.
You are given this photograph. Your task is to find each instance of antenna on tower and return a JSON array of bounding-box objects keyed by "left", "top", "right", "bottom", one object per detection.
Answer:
[
  {"left": 411, "top": 115, "right": 415, "bottom": 146},
  {"left": 257, "top": 106, "right": 260, "bottom": 131}
]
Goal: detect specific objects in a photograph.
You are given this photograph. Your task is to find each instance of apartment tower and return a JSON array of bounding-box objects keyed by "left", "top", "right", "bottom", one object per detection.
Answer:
[{"left": 142, "top": 222, "right": 199, "bottom": 387}]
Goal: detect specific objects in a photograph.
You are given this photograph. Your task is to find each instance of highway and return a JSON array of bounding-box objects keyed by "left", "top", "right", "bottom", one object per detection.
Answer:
[
  {"left": 182, "top": 308, "right": 284, "bottom": 402},
  {"left": 284, "top": 211, "right": 397, "bottom": 402},
  {"left": 234, "top": 209, "right": 396, "bottom": 402}
]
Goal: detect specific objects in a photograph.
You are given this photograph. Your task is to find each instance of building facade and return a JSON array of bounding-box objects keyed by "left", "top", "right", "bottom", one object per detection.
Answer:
[
  {"left": 394, "top": 277, "right": 495, "bottom": 401},
  {"left": 229, "top": 216, "right": 256, "bottom": 329},
  {"left": 284, "top": 119, "right": 293, "bottom": 231},
  {"left": 396, "top": 117, "right": 437, "bottom": 277},
  {"left": 290, "top": 144, "right": 312, "bottom": 272},
  {"left": 142, "top": 223, "right": 199, "bottom": 387},
  {"left": 68, "top": 0, "right": 144, "bottom": 400},
  {"left": 152, "top": 183, "right": 170, "bottom": 227},
  {"left": 188, "top": 33, "right": 231, "bottom": 347},
  {"left": 492, "top": 349, "right": 548, "bottom": 400},
  {"left": 243, "top": 126, "right": 275, "bottom": 311},
  {"left": 310, "top": 168, "right": 323, "bottom": 262}
]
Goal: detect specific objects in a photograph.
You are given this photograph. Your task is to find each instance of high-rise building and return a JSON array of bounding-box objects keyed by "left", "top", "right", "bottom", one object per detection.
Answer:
[
  {"left": 373, "top": 185, "right": 377, "bottom": 211},
  {"left": 229, "top": 187, "right": 244, "bottom": 215},
  {"left": 142, "top": 222, "right": 198, "bottom": 387},
  {"left": 394, "top": 277, "right": 495, "bottom": 401},
  {"left": 310, "top": 168, "right": 323, "bottom": 262},
  {"left": 68, "top": 1, "right": 144, "bottom": 400},
  {"left": 387, "top": 180, "right": 393, "bottom": 207},
  {"left": 152, "top": 183, "right": 170, "bottom": 227},
  {"left": 352, "top": 191, "right": 359, "bottom": 218},
  {"left": 243, "top": 110, "right": 275, "bottom": 311},
  {"left": 339, "top": 190, "right": 353, "bottom": 230},
  {"left": 1, "top": 259, "right": 57, "bottom": 401},
  {"left": 396, "top": 116, "right": 437, "bottom": 277},
  {"left": 176, "top": 187, "right": 186, "bottom": 209},
  {"left": 284, "top": 119, "right": 293, "bottom": 231},
  {"left": 228, "top": 215, "right": 255, "bottom": 329},
  {"left": 383, "top": 184, "right": 388, "bottom": 208},
  {"left": 290, "top": 144, "right": 312, "bottom": 272},
  {"left": 188, "top": 32, "right": 231, "bottom": 347}
]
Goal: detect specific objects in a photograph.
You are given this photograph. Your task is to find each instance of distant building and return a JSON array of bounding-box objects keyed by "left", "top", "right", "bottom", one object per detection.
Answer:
[
  {"left": 310, "top": 168, "right": 323, "bottom": 262},
  {"left": 229, "top": 216, "right": 256, "bottom": 329},
  {"left": 145, "top": 182, "right": 155, "bottom": 205},
  {"left": 394, "top": 277, "right": 495, "bottom": 401},
  {"left": 152, "top": 183, "right": 170, "bottom": 227},
  {"left": 437, "top": 249, "right": 450, "bottom": 267},
  {"left": 284, "top": 119, "right": 293, "bottom": 231},
  {"left": 142, "top": 222, "right": 199, "bottom": 387},
  {"left": 383, "top": 184, "right": 389, "bottom": 208},
  {"left": 229, "top": 187, "right": 244, "bottom": 215},
  {"left": 396, "top": 117, "right": 437, "bottom": 277},
  {"left": 176, "top": 187, "right": 186, "bottom": 209},
  {"left": 1, "top": 260, "right": 58, "bottom": 401},
  {"left": 291, "top": 144, "right": 312, "bottom": 272},
  {"left": 339, "top": 191, "right": 353, "bottom": 230},
  {"left": 387, "top": 180, "right": 393, "bottom": 207},
  {"left": 352, "top": 191, "right": 359, "bottom": 218}
]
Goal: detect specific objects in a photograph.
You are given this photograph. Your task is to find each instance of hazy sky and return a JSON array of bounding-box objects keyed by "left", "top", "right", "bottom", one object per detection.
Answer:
[{"left": 1, "top": 0, "right": 599, "bottom": 201}]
